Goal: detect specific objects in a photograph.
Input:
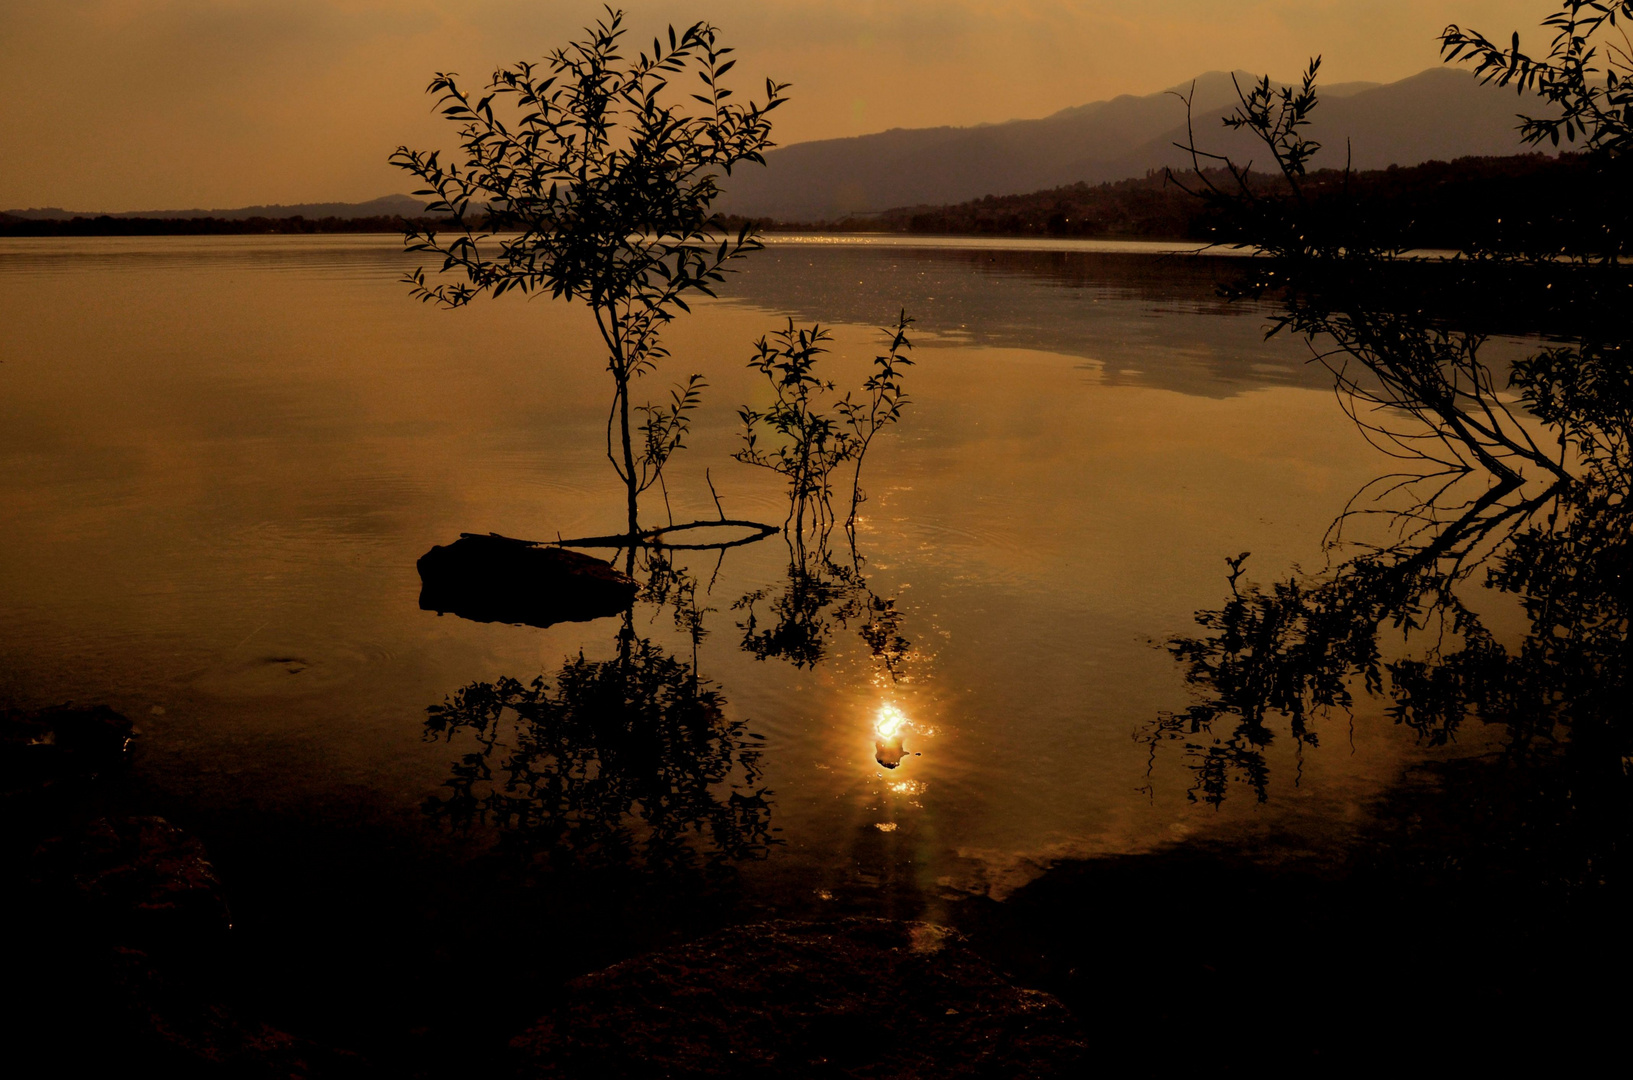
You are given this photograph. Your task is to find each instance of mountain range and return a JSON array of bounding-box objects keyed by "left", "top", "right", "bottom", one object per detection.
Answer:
[
  {"left": 714, "top": 68, "right": 1550, "bottom": 222},
  {"left": 5, "top": 68, "right": 1548, "bottom": 225}
]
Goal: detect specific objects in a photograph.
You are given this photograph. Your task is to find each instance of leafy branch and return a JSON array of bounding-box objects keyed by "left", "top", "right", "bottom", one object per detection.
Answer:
[{"left": 735, "top": 316, "right": 915, "bottom": 544}]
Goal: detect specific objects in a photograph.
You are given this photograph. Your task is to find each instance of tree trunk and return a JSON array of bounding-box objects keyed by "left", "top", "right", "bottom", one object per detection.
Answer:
[
  {"left": 619, "top": 385, "right": 638, "bottom": 533},
  {"left": 616, "top": 369, "right": 639, "bottom": 574}
]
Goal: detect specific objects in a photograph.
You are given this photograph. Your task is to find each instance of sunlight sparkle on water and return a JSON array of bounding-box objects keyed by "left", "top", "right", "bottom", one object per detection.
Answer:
[
  {"left": 875, "top": 703, "right": 907, "bottom": 740},
  {"left": 874, "top": 703, "right": 910, "bottom": 769}
]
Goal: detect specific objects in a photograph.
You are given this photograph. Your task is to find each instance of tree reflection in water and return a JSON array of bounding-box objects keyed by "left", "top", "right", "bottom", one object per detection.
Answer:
[
  {"left": 423, "top": 614, "right": 774, "bottom": 873},
  {"left": 1152, "top": 55, "right": 1631, "bottom": 809},
  {"left": 734, "top": 537, "right": 912, "bottom": 683},
  {"left": 1161, "top": 308, "right": 1631, "bottom": 813},
  {"left": 420, "top": 528, "right": 915, "bottom": 870},
  {"left": 1154, "top": 300, "right": 1631, "bottom": 802},
  {"left": 1154, "top": 271, "right": 1632, "bottom": 800}
]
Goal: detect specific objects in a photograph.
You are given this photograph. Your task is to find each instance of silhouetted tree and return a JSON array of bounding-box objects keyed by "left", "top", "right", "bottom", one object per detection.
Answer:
[
  {"left": 1442, "top": 2, "right": 1632, "bottom": 266},
  {"left": 391, "top": 7, "right": 787, "bottom": 540},
  {"left": 735, "top": 314, "right": 914, "bottom": 543},
  {"left": 1443, "top": 2, "right": 1632, "bottom": 159}
]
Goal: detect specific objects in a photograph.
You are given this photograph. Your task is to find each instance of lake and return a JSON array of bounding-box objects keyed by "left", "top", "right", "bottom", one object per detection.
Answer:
[{"left": 0, "top": 233, "right": 1530, "bottom": 1061}]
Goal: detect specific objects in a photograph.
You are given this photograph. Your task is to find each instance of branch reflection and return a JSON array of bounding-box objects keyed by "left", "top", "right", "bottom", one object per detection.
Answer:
[
  {"left": 1151, "top": 266, "right": 1631, "bottom": 805},
  {"left": 423, "top": 613, "right": 775, "bottom": 873},
  {"left": 421, "top": 511, "right": 920, "bottom": 867},
  {"left": 733, "top": 537, "right": 913, "bottom": 684}
]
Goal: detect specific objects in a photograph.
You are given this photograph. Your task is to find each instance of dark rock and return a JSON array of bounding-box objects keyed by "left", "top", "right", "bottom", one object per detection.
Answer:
[
  {"left": 1, "top": 704, "right": 134, "bottom": 795},
  {"left": 417, "top": 533, "right": 637, "bottom": 628},
  {"left": 104, "top": 948, "right": 372, "bottom": 1078},
  {"left": 14, "top": 815, "right": 371, "bottom": 1077},
  {"left": 32, "top": 815, "right": 232, "bottom": 948},
  {"left": 512, "top": 918, "right": 1087, "bottom": 1078},
  {"left": 875, "top": 733, "right": 907, "bottom": 769}
]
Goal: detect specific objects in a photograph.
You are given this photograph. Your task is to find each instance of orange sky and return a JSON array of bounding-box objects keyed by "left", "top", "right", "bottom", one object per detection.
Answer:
[{"left": 0, "top": 2, "right": 1548, "bottom": 211}]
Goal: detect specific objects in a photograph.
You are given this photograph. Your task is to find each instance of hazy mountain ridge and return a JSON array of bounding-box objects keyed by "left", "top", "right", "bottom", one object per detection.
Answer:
[
  {"left": 5, "top": 68, "right": 1546, "bottom": 227},
  {"left": 717, "top": 68, "right": 1550, "bottom": 222}
]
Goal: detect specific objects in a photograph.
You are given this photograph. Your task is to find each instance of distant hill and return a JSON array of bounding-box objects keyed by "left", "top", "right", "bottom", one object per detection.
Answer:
[
  {"left": 3, "top": 194, "right": 428, "bottom": 221},
  {"left": 777, "top": 153, "right": 1585, "bottom": 254},
  {"left": 716, "top": 68, "right": 1550, "bottom": 222}
]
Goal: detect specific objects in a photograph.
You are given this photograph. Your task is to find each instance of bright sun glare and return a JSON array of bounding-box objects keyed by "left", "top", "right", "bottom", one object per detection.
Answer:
[{"left": 874, "top": 703, "right": 907, "bottom": 740}]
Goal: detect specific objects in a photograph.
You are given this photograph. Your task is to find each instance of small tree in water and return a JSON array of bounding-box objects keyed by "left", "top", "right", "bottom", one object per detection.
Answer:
[
  {"left": 734, "top": 313, "right": 914, "bottom": 543},
  {"left": 390, "top": 7, "right": 787, "bottom": 539}
]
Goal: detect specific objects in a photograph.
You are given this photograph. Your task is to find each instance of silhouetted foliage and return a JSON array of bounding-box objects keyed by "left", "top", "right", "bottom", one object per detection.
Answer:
[
  {"left": 1153, "top": 10, "right": 1632, "bottom": 804},
  {"left": 423, "top": 627, "right": 774, "bottom": 873},
  {"left": 735, "top": 314, "right": 914, "bottom": 542},
  {"left": 390, "top": 7, "right": 787, "bottom": 538},
  {"left": 837, "top": 314, "right": 914, "bottom": 530},
  {"left": 1170, "top": 60, "right": 1596, "bottom": 486},
  {"left": 1443, "top": 2, "right": 1632, "bottom": 158},
  {"left": 1441, "top": 3, "right": 1633, "bottom": 267},
  {"left": 734, "top": 540, "right": 912, "bottom": 683}
]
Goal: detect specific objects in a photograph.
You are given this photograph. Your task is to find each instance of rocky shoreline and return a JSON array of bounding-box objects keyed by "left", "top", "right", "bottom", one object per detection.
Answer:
[
  {"left": 6, "top": 703, "right": 1625, "bottom": 1076},
  {"left": 5, "top": 705, "right": 1094, "bottom": 1077}
]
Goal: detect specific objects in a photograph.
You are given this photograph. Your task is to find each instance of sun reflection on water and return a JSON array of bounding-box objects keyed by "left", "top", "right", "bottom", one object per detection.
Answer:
[
  {"left": 874, "top": 703, "right": 909, "bottom": 769},
  {"left": 875, "top": 703, "right": 907, "bottom": 740}
]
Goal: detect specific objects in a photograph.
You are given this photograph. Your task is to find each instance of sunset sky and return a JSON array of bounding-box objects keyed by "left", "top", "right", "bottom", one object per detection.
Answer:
[{"left": 1, "top": 1, "right": 1547, "bottom": 212}]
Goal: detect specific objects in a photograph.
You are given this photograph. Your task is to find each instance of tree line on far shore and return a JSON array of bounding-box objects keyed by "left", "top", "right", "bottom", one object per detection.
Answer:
[
  {"left": 5, "top": 151, "right": 1589, "bottom": 248},
  {"left": 0, "top": 213, "right": 456, "bottom": 237},
  {"left": 727, "top": 152, "right": 1593, "bottom": 249}
]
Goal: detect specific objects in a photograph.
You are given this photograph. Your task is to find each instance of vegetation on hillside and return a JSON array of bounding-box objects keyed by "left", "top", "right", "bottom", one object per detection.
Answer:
[{"left": 716, "top": 152, "right": 1597, "bottom": 249}]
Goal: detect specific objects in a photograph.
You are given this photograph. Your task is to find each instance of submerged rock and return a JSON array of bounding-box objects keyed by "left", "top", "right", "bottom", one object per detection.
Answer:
[
  {"left": 19, "top": 815, "right": 369, "bottom": 1076},
  {"left": 1, "top": 704, "right": 134, "bottom": 796},
  {"left": 512, "top": 918, "right": 1086, "bottom": 1078},
  {"left": 417, "top": 534, "right": 637, "bottom": 628}
]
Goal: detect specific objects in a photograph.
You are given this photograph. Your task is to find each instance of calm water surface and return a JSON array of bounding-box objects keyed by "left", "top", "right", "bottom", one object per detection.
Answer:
[{"left": 0, "top": 234, "right": 1502, "bottom": 989}]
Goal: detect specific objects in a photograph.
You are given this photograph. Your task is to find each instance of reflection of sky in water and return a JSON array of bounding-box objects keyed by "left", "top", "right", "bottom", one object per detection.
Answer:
[
  {"left": 0, "top": 235, "right": 1505, "bottom": 901},
  {"left": 727, "top": 241, "right": 1304, "bottom": 400}
]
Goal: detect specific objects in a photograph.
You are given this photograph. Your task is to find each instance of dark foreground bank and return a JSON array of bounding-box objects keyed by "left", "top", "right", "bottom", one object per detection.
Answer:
[{"left": 4, "top": 700, "right": 1626, "bottom": 1078}]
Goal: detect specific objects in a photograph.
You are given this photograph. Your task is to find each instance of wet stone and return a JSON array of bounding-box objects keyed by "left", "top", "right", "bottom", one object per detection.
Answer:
[
  {"left": 105, "top": 947, "right": 371, "bottom": 1079},
  {"left": 15, "top": 810, "right": 371, "bottom": 1076},
  {"left": 1, "top": 704, "right": 134, "bottom": 796},
  {"left": 31, "top": 815, "right": 232, "bottom": 947},
  {"left": 512, "top": 917, "right": 1087, "bottom": 1079}
]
